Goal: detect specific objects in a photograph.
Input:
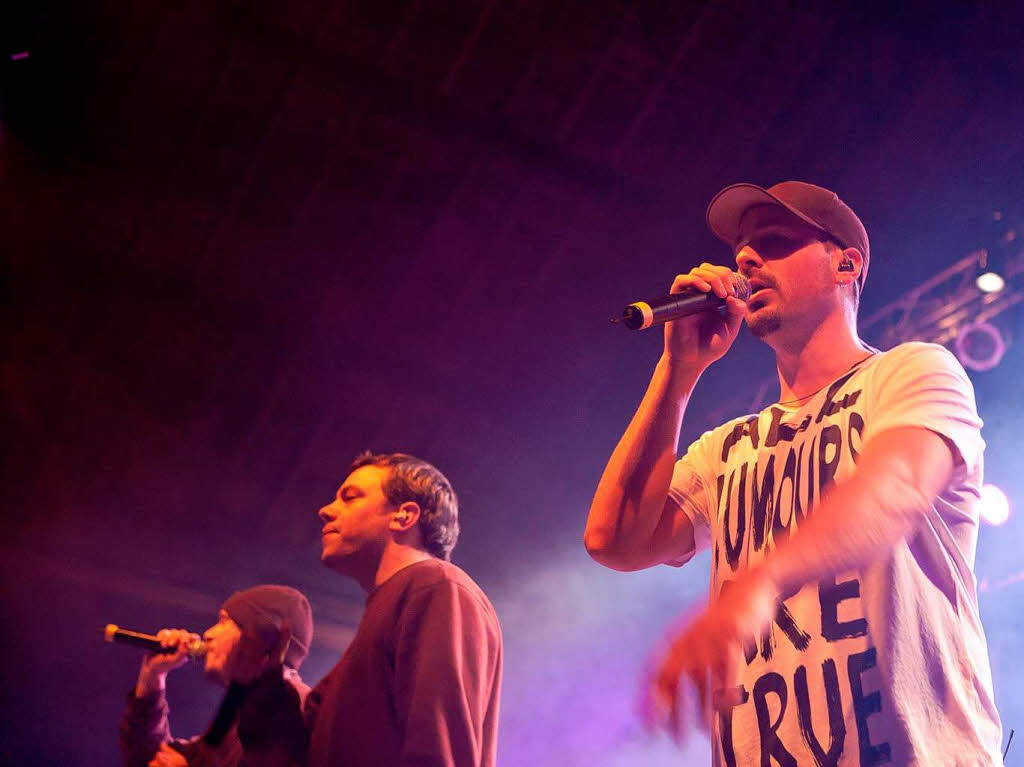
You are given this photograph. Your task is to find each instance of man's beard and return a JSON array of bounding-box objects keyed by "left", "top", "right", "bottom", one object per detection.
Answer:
[{"left": 746, "top": 306, "right": 782, "bottom": 338}]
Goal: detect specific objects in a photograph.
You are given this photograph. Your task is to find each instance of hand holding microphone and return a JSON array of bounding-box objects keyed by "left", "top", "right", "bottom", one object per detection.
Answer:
[
  {"left": 622, "top": 265, "right": 749, "bottom": 370},
  {"left": 102, "top": 624, "right": 206, "bottom": 697},
  {"left": 618, "top": 268, "right": 750, "bottom": 330},
  {"left": 104, "top": 624, "right": 207, "bottom": 658}
]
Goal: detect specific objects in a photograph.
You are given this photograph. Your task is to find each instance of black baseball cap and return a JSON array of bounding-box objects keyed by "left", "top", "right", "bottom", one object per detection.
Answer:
[{"left": 706, "top": 181, "right": 870, "bottom": 287}]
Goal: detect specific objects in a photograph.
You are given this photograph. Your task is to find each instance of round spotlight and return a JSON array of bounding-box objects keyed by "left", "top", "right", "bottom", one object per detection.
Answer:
[
  {"left": 975, "top": 271, "right": 1005, "bottom": 293},
  {"left": 954, "top": 321, "right": 1006, "bottom": 372},
  {"left": 979, "top": 484, "right": 1010, "bottom": 526}
]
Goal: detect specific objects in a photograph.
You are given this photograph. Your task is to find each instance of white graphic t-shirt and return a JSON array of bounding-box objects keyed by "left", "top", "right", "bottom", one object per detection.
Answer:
[{"left": 668, "top": 342, "right": 1002, "bottom": 766}]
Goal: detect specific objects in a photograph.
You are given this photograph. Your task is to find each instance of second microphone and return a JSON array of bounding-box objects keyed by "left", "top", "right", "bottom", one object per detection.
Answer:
[
  {"left": 618, "top": 271, "right": 750, "bottom": 330},
  {"left": 104, "top": 623, "right": 207, "bottom": 657}
]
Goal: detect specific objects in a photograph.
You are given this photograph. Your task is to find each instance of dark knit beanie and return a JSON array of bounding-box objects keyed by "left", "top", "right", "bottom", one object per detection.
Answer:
[{"left": 221, "top": 585, "right": 313, "bottom": 669}]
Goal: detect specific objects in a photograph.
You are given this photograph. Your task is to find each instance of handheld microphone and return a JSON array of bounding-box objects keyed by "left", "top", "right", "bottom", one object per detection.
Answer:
[
  {"left": 617, "top": 272, "right": 750, "bottom": 330},
  {"left": 103, "top": 624, "right": 207, "bottom": 658}
]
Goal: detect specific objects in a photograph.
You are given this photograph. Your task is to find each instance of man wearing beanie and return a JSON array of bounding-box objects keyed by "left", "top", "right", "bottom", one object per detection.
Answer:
[
  {"left": 586, "top": 182, "right": 1002, "bottom": 764},
  {"left": 305, "top": 452, "right": 503, "bottom": 766},
  {"left": 119, "top": 584, "right": 314, "bottom": 767}
]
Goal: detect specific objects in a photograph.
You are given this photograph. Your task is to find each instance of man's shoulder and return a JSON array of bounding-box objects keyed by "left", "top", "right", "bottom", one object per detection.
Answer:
[
  {"left": 858, "top": 341, "right": 975, "bottom": 391},
  {"left": 407, "top": 559, "right": 500, "bottom": 625},
  {"left": 872, "top": 341, "right": 961, "bottom": 369},
  {"left": 411, "top": 558, "right": 490, "bottom": 596}
]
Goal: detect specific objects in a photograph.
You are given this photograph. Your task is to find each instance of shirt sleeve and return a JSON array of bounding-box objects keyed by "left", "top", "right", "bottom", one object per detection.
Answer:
[
  {"left": 864, "top": 342, "right": 985, "bottom": 479},
  {"left": 394, "top": 580, "right": 502, "bottom": 767},
  {"left": 663, "top": 429, "right": 719, "bottom": 567},
  {"left": 119, "top": 688, "right": 171, "bottom": 767}
]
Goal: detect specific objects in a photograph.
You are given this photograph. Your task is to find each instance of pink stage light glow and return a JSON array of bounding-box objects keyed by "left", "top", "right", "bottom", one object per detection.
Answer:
[
  {"left": 11, "top": 51, "right": 30, "bottom": 61},
  {"left": 979, "top": 484, "right": 1010, "bottom": 526}
]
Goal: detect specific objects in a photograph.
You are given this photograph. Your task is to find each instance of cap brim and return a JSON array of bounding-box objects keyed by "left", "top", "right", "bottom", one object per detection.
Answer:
[{"left": 706, "top": 183, "right": 827, "bottom": 249}]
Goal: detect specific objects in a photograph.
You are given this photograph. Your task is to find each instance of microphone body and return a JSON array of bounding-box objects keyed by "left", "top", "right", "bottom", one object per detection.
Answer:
[
  {"left": 620, "top": 272, "right": 750, "bottom": 330},
  {"left": 104, "top": 624, "right": 207, "bottom": 658}
]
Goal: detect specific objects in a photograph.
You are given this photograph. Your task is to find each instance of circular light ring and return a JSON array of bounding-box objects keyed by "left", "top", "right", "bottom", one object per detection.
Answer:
[{"left": 954, "top": 321, "right": 1006, "bottom": 372}]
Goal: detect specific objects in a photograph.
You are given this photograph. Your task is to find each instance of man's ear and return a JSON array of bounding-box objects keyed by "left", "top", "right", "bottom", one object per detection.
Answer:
[
  {"left": 833, "top": 246, "right": 864, "bottom": 285},
  {"left": 389, "top": 501, "right": 421, "bottom": 532}
]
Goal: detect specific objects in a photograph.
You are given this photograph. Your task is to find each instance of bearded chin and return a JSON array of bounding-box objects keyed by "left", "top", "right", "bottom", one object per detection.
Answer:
[{"left": 747, "top": 308, "right": 782, "bottom": 338}]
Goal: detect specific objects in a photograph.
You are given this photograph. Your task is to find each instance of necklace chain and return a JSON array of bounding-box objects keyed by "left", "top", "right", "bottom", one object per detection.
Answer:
[{"left": 777, "top": 352, "right": 877, "bottom": 407}]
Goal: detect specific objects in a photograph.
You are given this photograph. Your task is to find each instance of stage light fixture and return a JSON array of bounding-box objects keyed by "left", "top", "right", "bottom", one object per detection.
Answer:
[
  {"left": 954, "top": 321, "right": 1006, "bottom": 372},
  {"left": 974, "top": 246, "right": 1006, "bottom": 293},
  {"left": 978, "top": 484, "right": 1010, "bottom": 526},
  {"left": 975, "top": 271, "right": 1005, "bottom": 293},
  {"left": 975, "top": 211, "right": 1020, "bottom": 293}
]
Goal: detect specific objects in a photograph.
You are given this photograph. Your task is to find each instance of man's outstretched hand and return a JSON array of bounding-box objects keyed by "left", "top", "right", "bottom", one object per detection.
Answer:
[{"left": 644, "top": 568, "right": 777, "bottom": 744}]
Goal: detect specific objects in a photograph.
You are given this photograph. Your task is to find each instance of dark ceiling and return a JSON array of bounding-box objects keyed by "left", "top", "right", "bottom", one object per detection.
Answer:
[{"left": 3, "top": 2, "right": 1024, "bottom": 764}]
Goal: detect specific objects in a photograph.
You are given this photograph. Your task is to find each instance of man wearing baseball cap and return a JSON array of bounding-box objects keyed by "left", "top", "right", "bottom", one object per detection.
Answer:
[
  {"left": 586, "top": 181, "right": 1003, "bottom": 764},
  {"left": 119, "top": 584, "right": 314, "bottom": 767}
]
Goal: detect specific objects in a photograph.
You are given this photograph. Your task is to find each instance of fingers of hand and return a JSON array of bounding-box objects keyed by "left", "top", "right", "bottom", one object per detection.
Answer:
[
  {"left": 147, "top": 629, "right": 193, "bottom": 667},
  {"left": 156, "top": 628, "right": 189, "bottom": 650},
  {"left": 670, "top": 265, "right": 737, "bottom": 299},
  {"left": 719, "top": 297, "right": 747, "bottom": 337},
  {"left": 704, "top": 647, "right": 740, "bottom": 729},
  {"left": 691, "top": 665, "right": 714, "bottom": 736},
  {"left": 698, "top": 263, "right": 738, "bottom": 298},
  {"left": 684, "top": 669, "right": 710, "bottom": 741},
  {"left": 649, "top": 642, "right": 697, "bottom": 743},
  {"left": 657, "top": 623, "right": 743, "bottom": 739},
  {"left": 651, "top": 657, "right": 677, "bottom": 720},
  {"left": 725, "top": 295, "right": 748, "bottom": 317},
  {"left": 662, "top": 664, "right": 704, "bottom": 745},
  {"left": 671, "top": 273, "right": 712, "bottom": 295},
  {"left": 642, "top": 636, "right": 679, "bottom": 729}
]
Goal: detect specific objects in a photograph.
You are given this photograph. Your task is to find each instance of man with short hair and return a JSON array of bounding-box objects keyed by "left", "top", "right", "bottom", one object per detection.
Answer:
[
  {"left": 585, "top": 182, "right": 1003, "bottom": 764},
  {"left": 305, "top": 451, "right": 503, "bottom": 766},
  {"left": 119, "top": 584, "right": 313, "bottom": 767}
]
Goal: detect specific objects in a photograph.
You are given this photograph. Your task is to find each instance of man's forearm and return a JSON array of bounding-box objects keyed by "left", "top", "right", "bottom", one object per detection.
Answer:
[
  {"left": 584, "top": 354, "right": 702, "bottom": 564},
  {"left": 135, "top": 668, "right": 167, "bottom": 699},
  {"left": 120, "top": 686, "right": 172, "bottom": 767},
  {"left": 753, "top": 427, "right": 953, "bottom": 599}
]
